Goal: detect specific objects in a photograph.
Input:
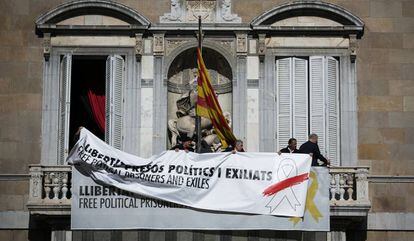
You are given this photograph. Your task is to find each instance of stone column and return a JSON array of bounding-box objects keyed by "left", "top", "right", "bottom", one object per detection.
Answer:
[
  {"left": 152, "top": 33, "right": 168, "bottom": 154},
  {"left": 258, "top": 34, "right": 275, "bottom": 152},
  {"left": 234, "top": 32, "right": 248, "bottom": 142},
  {"left": 41, "top": 51, "right": 60, "bottom": 165},
  {"left": 123, "top": 50, "right": 141, "bottom": 155}
]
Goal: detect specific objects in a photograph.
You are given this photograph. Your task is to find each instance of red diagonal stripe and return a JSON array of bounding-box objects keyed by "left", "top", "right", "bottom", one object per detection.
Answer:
[{"left": 263, "top": 173, "right": 309, "bottom": 196}]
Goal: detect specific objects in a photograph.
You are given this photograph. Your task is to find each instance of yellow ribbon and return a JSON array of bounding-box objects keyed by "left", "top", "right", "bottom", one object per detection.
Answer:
[{"left": 289, "top": 171, "right": 323, "bottom": 225}]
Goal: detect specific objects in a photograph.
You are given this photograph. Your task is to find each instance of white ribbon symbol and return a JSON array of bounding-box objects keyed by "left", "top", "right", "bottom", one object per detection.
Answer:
[{"left": 265, "top": 158, "right": 301, "bottom": 214}]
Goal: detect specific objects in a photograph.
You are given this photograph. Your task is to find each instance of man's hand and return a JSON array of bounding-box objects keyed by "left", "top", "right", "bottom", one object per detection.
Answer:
[
  {"left": 231, "top": 150, "right": 236, "bottom": 154},
  {"left": 277, "top": 151, "right": 281, "bottom": 155},
  {"left": 175, "top": 148, "right": 180, "bottom": 152},
  {"left": 75, "top": 126, "right": 84, "bottom": 136},
  {"left": 309, "top": 153, "right": 313, "bottom": 157}
]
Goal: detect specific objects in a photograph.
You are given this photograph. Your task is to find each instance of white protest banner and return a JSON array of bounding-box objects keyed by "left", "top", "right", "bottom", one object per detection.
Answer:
[
  {"left": 71, "top": 167, "right": 330, "bottom": 230},
  {"left": 69, "top": 129, "right": 329, "bottom": 229}
]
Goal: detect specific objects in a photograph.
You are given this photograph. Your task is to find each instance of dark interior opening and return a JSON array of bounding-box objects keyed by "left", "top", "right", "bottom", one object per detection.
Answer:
[{"left": 69, "top": 56, "right": 106, "bottom": 149}]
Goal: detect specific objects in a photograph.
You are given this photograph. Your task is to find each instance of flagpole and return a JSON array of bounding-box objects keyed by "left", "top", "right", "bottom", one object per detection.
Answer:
[{"left": 196, "top": 16, "right": 202, "bottom": 153}]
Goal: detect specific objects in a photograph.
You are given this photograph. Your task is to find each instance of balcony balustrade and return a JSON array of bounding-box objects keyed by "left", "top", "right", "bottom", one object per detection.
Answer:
[{"left": 27, "top": 165, "right": 371, "bottom": 216}]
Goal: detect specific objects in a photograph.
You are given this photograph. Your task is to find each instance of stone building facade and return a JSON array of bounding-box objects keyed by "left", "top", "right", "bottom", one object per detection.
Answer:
[{"left": 0, "top": 0, "right": 413, "bottom": 241}]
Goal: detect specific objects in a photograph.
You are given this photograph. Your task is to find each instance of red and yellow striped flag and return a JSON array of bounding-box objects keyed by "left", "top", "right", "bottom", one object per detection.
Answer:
[{"left": 196, "top": 48, "right": 237, "bottom": 147}]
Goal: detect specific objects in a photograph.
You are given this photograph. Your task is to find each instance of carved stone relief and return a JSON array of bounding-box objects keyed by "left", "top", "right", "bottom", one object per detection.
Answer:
[
  {"left": 165, "top": 39, "right": 191, "bottom": 56},
  {"left": 160, "top": 0, "right": 241, "bottom": 23},
  {"left": 153, "top": 34, "right": 165, "bottom": 55}
]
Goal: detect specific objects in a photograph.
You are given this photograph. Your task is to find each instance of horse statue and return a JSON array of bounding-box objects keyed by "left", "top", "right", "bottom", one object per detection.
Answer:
[{"left": 168, "top": 87, "right": 231, "bottom": 151}]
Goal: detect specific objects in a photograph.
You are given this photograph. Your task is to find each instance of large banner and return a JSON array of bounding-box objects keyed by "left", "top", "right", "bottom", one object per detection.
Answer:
[{"left": 69, "top": 129, "right": 330, "bottom": 230}]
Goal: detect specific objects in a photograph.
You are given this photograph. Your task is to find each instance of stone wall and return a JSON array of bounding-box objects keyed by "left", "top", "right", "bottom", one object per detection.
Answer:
[{"left": 0, "top": 0, "right": 413, "bottom": 240}]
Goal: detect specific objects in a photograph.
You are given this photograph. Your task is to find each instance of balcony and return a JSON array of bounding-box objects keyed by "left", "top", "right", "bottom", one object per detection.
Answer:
[{"left": 27, "top": 165, "right": 371, "bottom": 217}]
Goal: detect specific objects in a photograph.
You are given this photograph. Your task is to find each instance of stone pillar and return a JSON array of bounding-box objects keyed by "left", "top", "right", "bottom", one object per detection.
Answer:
[
  {"left": 28, "top": 165, "right": 43, "bottom": 204},
  {"left": 246, "top": 39, "right": 260, "bottom": 151},
  {"left": 140, "top": 39, "right": 154, "bottom": 157},
  {"left": 123, "top": 51, "right": 141, "bottom": 155},
  {"left": 41, "top": 51, "right": 60, "bottom": 165},
  {"left": 258, "top": 34, "right": 275, "bottom": 152},
  {"left": 356, "top": 167, "right": 370, "bottom": 204},
  {"left": 234, "top": 32, "right": 248, "bottom": 142},
  {"left": 152, "top": 33, "right": 168, "bottom": 154}
]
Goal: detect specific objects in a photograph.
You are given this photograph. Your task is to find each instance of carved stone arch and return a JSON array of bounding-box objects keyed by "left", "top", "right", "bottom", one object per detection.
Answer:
[
  {"left": 163, "top": 40, "right": 236, "bottom": 81},
  {"left": 36, "top": 0, "right": 151, "bottom": 36},
  {"left": 251, "top": 1, "right": 364, "bottom": 37}
]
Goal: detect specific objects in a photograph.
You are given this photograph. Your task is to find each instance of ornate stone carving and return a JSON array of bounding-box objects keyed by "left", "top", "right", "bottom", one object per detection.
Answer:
[
  {"left": 160, "top": 0, "right": 241, "bottom": 23},
  {"left": 43, "top": 33, "right": 51, "bottom": 61},
  {"left": 349, "top": 34, "right": 357, "bottom": 63},
  {"left": 236, "top": 33, "right": 247, "bottom": 55},
  {"left": 187, "top": 0, "right": 216, "bottom": 22},
  {"left": 165, "top": 39, "right": 190, "bottom": 56},
  {"left": 135, "top": 34, "right": 143, "bottom": 62},
  {"left": 160, "top": 0, "right": 183, "bottom": 22},
  {"left": 258, "top": 34, "right": 266, "bottom": 62},
  {"left": 218, "top": 40, "right": 233, "bottom": 51},
  {"left": 220, "top": 0, "right": 240, "bottom": 22},
  {"left": 153, "top": 34, "right": 165, "bottom": 56}
]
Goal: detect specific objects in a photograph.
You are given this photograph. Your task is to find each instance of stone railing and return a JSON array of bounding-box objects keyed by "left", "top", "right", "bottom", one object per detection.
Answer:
[
  {"left": 27, "top": 165, "right": 370, "bottom": 215},
  {"left": 329, "top": 166, "right": 371, "bottom": 216},
  {"left": 27, "top": 165, "right": 72, "bottom": 214}
]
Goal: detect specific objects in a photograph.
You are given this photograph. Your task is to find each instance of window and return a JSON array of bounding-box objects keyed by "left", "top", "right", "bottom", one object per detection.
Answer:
[
  {"left": 275, "top": 56, "right": 339, "bottom": 165},
  {"left": 58, "top": 54, "right": 125, "bottom": 162}
]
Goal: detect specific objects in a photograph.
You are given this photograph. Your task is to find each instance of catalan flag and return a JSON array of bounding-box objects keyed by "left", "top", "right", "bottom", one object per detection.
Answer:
[{"left": 196, "top": 48, "right": 237, "bottom": 147}]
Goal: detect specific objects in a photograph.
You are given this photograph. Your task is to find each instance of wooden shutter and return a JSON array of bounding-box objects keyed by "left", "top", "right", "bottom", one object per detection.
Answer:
[
  {"left": 309, "top": 56, "right": 326, "bottom": 156},
  {"left": 326, "top": 57, "right": 340, "bottom": 165},
  {"left": 105, "top": 55, "right": 124, "bottom": 149},
  {"left": 292, "top": 58, "right": 308, "bottom": 147},
  {"left": 276, "top": 58, "right": 292, "bottom": 151},
  {"left": 58, "top": 54, "right": 72, "bottom": 163}
]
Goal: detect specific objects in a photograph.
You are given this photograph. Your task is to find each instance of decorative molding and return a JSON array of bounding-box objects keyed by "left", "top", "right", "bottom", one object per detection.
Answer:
[
  {"left": 160, "top": 0, "right": 241, "bottom": 23},
  {"left": 135, "top": 34, "right": 143, "bottom": 62},
  {"left": 0, "top": 174, "right": 30, "bottom": 181},
  {"left": 236, "top": 33, "right": 247, "bottom": 55},
  {"left": 251, "top": 1, "right": 364, "bottom": 28},
  {"left": 43, "top": 33, "right": 51, "bottom": 61},
  {"left": 218, "top": 40, "right": 233, "bottom": 51},
  {"left": 258, "top": 34, "right": 266, "bottom": 62},
  {"left": 153, "top": 34, "right": 165, "bottom": 56},
  {"left": 368, "top": 175, "right": 414, "bottom": 183},
  {"left": 165, "top": 39, "right": 190, "bottom": 56},
  {"left": 35, "top": 0, "right": 150, "bottom": 37},
  {"left": 349, "top": 34, "right": 357, "bottom": 63}
]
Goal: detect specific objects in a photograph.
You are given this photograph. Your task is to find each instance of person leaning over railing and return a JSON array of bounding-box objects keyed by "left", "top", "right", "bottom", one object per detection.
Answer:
[{"left": 299, "top": 133, "right": 330, "bottom": 167}]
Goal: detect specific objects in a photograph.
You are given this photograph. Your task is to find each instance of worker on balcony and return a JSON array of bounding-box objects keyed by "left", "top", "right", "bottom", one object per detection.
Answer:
[{"left": 299, "top": 133, "right": 330, "bottom": 167}]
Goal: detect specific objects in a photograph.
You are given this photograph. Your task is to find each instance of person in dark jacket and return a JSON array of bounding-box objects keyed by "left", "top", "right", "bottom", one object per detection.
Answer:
[
  {"left": 224, "top": 139, "right": 245, "bottom": 153},
  {"left": 170, "top": 136, "right": 194, "bottom": 152},
  {"left": 278, "top": 138, "right": 300, "bottom": 154},
  {"left": 299, "top": 133, "right": 330, "bottom": 166}
]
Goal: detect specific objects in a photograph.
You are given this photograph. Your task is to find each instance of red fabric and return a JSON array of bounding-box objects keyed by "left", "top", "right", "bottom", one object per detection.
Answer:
[
  {"left": 87, "top": 90, "right": 105, "bottom": 133},
  {"left": 262, "top": 173, "right": 309, "bottom": 196}
]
